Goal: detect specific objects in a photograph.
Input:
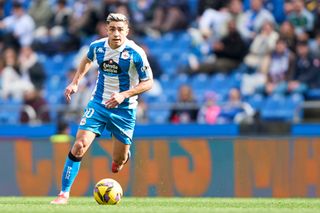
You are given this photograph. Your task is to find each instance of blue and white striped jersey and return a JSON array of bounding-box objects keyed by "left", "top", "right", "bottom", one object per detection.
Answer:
[{"left": 87, "top": 38, "right": 152, "bottom": 109}]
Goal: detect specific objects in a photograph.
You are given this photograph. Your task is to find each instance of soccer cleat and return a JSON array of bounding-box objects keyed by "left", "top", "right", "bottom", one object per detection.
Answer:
[
  {"left": 112, "top": 161, "right": 122, "bottom": 173},
  {"left": 50, "top": 192, "right": 69, "bottom": 204}
]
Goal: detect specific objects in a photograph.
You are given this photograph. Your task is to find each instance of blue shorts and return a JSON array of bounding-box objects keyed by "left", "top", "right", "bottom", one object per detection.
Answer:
[{"left": 78, "top": 100, "right": 136, "bottom": 145}]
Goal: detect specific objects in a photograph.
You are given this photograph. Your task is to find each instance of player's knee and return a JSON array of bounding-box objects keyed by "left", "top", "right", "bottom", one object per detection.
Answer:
[{"left": 72, "top": 139, "right": 87, "bottom": 157}]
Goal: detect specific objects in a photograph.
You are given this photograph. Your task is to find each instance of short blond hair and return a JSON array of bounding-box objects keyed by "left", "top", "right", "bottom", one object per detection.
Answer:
[{"left": 106, "top": 13, "right": 129, "bottom": 25}]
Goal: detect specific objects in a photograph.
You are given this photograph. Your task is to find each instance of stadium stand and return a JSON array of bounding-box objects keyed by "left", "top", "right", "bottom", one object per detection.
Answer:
[{"left": 0, "top": 0, "right": 319, "bottom": 125}]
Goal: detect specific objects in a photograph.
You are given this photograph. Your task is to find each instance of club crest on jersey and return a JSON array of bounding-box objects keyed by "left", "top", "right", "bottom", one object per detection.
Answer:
[
  {"left": 100, "top": 59, "right": 121, "bottom": 74},
  {"left": 80, "top": 117, "right": 86, "bottom": 125},
  {"left": 121, "top": 50, "right": 130, "bottom": 60}
]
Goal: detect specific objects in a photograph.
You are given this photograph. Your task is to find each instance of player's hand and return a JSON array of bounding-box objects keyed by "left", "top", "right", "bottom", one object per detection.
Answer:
[
  {"left": 64, "top": 83, "right": 78, "bottom": 102},
  {"left": 105, "top": 92, "right": 126, "bottom": 108}
]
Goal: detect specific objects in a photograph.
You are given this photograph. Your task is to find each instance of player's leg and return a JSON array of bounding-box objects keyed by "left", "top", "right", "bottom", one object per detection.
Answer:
[
  {"left": 62, "top": 129, "right": 96, "bottom": 192},
  {"left": 106, "top": 108, "right": 136, "bottom": 173},
  {"left": 51, "top": 130, "right": 96, "bottom": 204},
  {"left": 111, "top": 135, "right": 131, "bottom": 173}
]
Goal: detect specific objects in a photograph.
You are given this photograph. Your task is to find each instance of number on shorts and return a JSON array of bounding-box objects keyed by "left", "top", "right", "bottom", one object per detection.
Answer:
[{"left": 84, "top": 108, "right": 95, "bottom": 118}]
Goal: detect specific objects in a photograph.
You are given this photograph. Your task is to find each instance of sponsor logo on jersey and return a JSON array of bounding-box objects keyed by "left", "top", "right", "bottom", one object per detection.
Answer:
[
  {"left": 121, "top": 50, "right": 130, "bottom": 60},
  {"left": 100, "top": 59, "right": 121, "bottom": 74}
]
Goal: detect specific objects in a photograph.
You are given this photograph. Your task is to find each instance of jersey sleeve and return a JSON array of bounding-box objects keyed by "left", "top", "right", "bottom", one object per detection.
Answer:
[
  {"left": 86, "top": 42, "right": 96, "bottom": 61},
  {"left": 133, "top": 49, "right": 153, "bottom": 81}
]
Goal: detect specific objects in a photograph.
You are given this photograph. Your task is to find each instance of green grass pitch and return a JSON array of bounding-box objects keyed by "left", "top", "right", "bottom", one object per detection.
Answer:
[{"left": 1, "top": 197, "right": 320, "bottom": 213}]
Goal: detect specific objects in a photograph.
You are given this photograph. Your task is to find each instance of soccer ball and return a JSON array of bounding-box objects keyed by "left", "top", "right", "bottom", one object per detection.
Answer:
[{"left": 93, "top": 178, "right": 123, "bottom": 205}]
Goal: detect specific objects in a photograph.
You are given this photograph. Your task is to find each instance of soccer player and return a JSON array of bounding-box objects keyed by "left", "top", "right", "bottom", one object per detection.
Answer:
[{"left": 51, "top": 13, "right": 153, "bottom": 204}]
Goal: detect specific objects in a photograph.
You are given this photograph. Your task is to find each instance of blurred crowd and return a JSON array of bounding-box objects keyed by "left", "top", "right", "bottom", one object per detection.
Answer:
[{"left": 0, "top": 0, "right": 319, "bottom": 125}]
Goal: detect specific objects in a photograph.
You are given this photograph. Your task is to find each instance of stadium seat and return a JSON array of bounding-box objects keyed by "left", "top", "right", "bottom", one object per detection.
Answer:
[
  {"left": 165, "top": 89, "right": 178, "bottom": 103},
  {"left": 191, "top": 73, "right": 211, "bottom": 90},
  {"left": 143, "top": 93, "right": 168, "bottom": 104},
  {"left": 246, "top": 93, "right": 265, "bottom": 110},
  {"left": 158, "top": 52, "right": 176, "bottom": 74},
  {"left": 188, "top": 0, "right": 199, "bottom": 19},
  {"left": 148, "top": 109, "right": 170, "bottom": 124},
  {"left": 286, "top": 93, "right": 304, "bottom": 121},
  {"left": 43, "top": 54, "right": 71, "bottom": 75},
  {"left": 210, "top": 74, "right": 232, "bottom": 98},
  {"left": 260, "top": 94, "right": 302, "bottom": 122},
  {"left": 160, "top": 73, "right": 189, "bottom": 90},
  {"left": 0, "top": 101, "right": 22, "bottom": 124},
  {"left": 161, "top": 32, "right": 175, "bottom": 44},
  {"left": 306, "top": 89, "right": 320, "bottom": 100},
  {"left": 229, "top": 71, "right": 243, "bottom": 89}
]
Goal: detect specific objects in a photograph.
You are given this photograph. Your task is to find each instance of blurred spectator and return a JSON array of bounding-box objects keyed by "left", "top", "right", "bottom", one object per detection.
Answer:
[
  {"left": 0, "top": 1, "right": 35, "bottom": 48},
  {"left": 129, "top": 0, "right": 155, "bottom": 36},
  {"left": 33, "top": 0, "right": 80, "bottom": 55},
  {"left": 186, "top": 19, "right": 247, "bottom": 74},
  {"left": 0, "top": 0, "right": 8, "bottom": 20},
  {"left": 0, "top": 47, "right": 34, "bottom": 100},
  {"left": 0, "top": 1, "right": 6, "bottom": 20},
  {"left": 310, "top": 32, "right": 320, "bottom": 58},
  {"left": 313, "top": 2, "right": 320, "bottom": 36},
  {"left": 229, "top": 0, "right": 244, "bottom": 20},
  {"left": 100, "top": 0, "right": 124, "bottom": 20},
  {"left": 50, "top": 120, "right": 73, "bottom": 144},
  {"left": 20, "top": 89, "right": 51, "bottom": 124},
  {"left": 149, "top": 0, "right": 189, "bottom": 33},
  {"left": 28, "top": 0, "right": 53, "bottom": 28},
  {"left": 197, "top": 5, "right": 232, "bottom": 44},
  {"left": 198, "top": 0, "right": 227, "bottom": 15},
  {"left": 243, "top": 0, "right": 286, "bottom": 23},
  {"left": 48, "top": 0, "right": 71, "bottom": 30},
  {"left": 260, "top": 38, "right": 295, "bottom": 95},
  {"left": 18, "top": 46, "right": 46, "bottom": 90},
  {"left": 244, "top": 21, "right": 279, "bottom": 70},
  {"left": 219, "top": 88, "right": 255, "bottom": 124},
  {"left": 278, "top": 21, "right": 297, "bottom": 52},
  {"left": 69, "top": 0, "right": 99, "bottom": 37},
  {"left": 95, "top": 21, "right": 109, "bottom": 39},
  {"left": 0, "top": 55, "right": 5, "bottom": 93},
  {"left": 288, "top": 40, "right": 320, "bottom": 94},
  {"left": 305, "top": 0, "right": 319, "bottom": 13},
  {"left": 238, "top": 0, "right": 275, "bottom": 41},
  {"left": 190, "top": 0, "right": 243, "bottom": 51},
  {"left": 187, "top": 0, "right": 244, "bottom": 72},
  {"left": 241, "top": 67, "right": 267, "bottom": 96},
  {"left": 286, "top": 0, "right": 314, "bottom": 36},
  {"left": 169, "top": 85, "right": 199, "bottom": 124},
  {"left": 197, "top": 91, "right": 221, "bottom": 124}
]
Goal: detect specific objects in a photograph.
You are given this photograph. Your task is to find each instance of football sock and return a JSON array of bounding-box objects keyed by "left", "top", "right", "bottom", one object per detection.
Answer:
[{"left": 61, "top": 151, "right": 82, "bottom": 193}]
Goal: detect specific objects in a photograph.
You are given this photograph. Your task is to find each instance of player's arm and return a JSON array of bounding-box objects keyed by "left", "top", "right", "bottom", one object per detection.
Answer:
[
  {"left": 122, "top": 79, "right": 153, "bottom": 98},
  {"left": 65, "top": 56, "right": 92, "bottom": 102},
  {"left": 105, "top": 78, "right": 153, "bottom": 109}
]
